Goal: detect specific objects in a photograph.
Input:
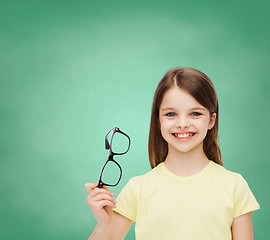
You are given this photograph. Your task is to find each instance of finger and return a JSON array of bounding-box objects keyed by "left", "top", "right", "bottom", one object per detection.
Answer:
[
  {"left": 97, "top": 200, "right": 117, "bottom": 209},
  {"left": 85, "top": 182, "right": 98, "bottom": 193},
  {"left": 92, "top": 193, "right": 117, "bottom": 204},
  {"left": 88, "top": 197, "right": 116, "bottom": 210},
  {"left": 90, "top": 187, "right": 115, "bottom": 198},
  {"left": 86, "top": 192, "right": 114, "bottom": 205},
  {"left": 86, "top": 194, "right": 117, "bottom": 210}
]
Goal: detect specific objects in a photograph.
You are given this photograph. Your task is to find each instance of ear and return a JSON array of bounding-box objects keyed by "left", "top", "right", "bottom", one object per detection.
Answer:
[{"left": 208, "top": 112, "right": 217, "bottom": 130}]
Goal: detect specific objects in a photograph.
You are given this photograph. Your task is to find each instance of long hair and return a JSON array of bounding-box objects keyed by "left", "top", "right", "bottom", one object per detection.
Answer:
[{"left": 148, "top": 67, "right": 223, "bottom": 169}]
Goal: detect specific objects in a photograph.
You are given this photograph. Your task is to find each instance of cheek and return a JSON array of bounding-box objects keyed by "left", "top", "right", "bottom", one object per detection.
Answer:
[
  {"left": 159, "top": 120, "right": 166, "bottom": 135},
  {"left": 193, "top": 119, "right": 208, "bottom": 132},
  {"left": 160, "top": 118, "right": 173, "bottom": 130},
  {"left": 160, "top": 128, "right": 170, "bottom": 144},
  {"left": 200, "top": 121, "right": 211, "bottom": 135},
  {"left": 159, "top": 120, "right": 172, "bottom": 138}
]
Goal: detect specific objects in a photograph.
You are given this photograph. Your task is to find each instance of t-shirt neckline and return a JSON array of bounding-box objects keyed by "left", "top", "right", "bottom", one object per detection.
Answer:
[{"left": 160, "top": 160, "right": 213, "bottom": 181}]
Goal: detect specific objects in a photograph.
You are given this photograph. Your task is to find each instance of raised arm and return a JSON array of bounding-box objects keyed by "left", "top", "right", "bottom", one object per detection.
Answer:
[
  {"left": 231, "top": 212, "right": 254, "bottom": 240},
  {"left": 85, "top": 182, "right": 133, "bottom": 240}
]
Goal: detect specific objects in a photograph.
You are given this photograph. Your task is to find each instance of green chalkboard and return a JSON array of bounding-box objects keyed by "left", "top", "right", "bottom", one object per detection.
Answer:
[{"left": 1, "top": 0, "right": 269, "bottom": 239}]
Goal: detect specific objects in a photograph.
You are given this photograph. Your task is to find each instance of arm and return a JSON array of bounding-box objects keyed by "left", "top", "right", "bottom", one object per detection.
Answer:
[
  {"left": 85, "top": 183, "right": 133, "bottom": 240},
  {"left": 111, "top": 212, "right": 133, "bottom": 239},
  {"left": 231, "top": 212, "right": 254, "bottom": 240},
  {"left": 89, "top": 212, "right": 133, "bottom": 240}
]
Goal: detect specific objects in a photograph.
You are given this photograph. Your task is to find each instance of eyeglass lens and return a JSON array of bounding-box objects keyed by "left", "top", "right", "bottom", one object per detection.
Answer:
[
  {"left": 100, "top": 160, "right": 121, "bottom": 186},
  {"left": 108, "top": 131, "right": 130, "bottom": 154}
]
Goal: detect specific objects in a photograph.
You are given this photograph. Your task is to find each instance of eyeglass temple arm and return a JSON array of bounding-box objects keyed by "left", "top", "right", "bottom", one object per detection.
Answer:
[{"left": 105, "top": 128, "right": 115, "bottom": 150}]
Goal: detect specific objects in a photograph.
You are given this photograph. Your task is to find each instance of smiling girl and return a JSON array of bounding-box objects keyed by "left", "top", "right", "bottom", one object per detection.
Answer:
[{"left": 85, "top": 67, "right": 260, "bottom": 240}]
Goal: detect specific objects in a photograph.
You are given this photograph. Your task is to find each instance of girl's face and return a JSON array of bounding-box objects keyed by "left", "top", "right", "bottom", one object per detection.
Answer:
[{"left": 159, "top": 87, "right": 216, "bottom": 155}]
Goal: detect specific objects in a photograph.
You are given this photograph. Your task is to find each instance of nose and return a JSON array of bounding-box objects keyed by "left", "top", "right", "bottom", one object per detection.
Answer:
[{"left": 176, "top": 117, "right": 190, "bottom": 129}]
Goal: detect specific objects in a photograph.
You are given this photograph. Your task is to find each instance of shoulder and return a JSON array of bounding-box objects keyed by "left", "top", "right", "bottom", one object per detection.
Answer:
[
  {"left": 131, "top": 162, "right": 164, "bottom": 180},
  {"left": 208, "top": 161, "right": 253, "bottom": 194},
  {"left": 123, "top": 163, "right": 164, "bottom": 191},
  {"left": 210, "top": 160, "right": 246, "bottom": 183},
  {"left": 127, "top": 165, "right": 158, "bottom": 185},
  {"left": 210, "top": 163, "right": 261, "bottom": 217},
  {"left": 115, "top": 166, "right": 157, "bottom": 206}
]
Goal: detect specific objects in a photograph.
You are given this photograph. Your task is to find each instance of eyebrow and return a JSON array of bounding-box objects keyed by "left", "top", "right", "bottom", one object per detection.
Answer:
[
  {"left": 190, "top": 107, "right": 207, "bottom": 111},
  {"left": 160, "top": 107, "right": 207, "bottom": 112}
]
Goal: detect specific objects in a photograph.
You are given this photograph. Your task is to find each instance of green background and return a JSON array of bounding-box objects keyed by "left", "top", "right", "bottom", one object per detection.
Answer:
[{"left": 1, "top": 0, "right": 269, "bottom": 239}]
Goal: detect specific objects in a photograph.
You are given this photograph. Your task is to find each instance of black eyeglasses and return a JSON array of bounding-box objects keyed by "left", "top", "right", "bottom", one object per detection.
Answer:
[{"left": 97, "top": 127, "right": 131, "bottom": 188}]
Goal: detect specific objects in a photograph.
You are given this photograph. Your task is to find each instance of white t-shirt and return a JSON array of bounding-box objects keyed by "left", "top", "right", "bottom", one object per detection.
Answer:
[{"left": 114, "top": 160, "right": 260, "bottom": 240}]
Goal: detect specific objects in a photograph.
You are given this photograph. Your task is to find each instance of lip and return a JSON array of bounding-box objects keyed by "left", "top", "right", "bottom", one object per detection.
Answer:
[{"left": 172, "top": 132, "right": 196, "bottom": 141}]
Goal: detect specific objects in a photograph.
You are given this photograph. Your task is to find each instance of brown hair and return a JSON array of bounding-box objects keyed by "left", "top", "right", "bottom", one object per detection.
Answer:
[{"left": 148, "top": 67, "right": 224, "bottom": 168}]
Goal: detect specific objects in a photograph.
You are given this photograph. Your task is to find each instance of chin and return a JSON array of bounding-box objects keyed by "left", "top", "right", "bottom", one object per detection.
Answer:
[{"left": 170, "top": 142, "right": 202, "bottom": 154}]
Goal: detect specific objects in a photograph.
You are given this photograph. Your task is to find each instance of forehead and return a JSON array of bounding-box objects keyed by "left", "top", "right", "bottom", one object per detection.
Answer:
[{"left": 160, "top": 87, "right": 205, "bottom": 110}]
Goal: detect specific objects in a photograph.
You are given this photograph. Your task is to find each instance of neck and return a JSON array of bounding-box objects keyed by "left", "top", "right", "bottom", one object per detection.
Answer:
[{"left": 164, "top": 143, "right": 210, "bottom": 177}]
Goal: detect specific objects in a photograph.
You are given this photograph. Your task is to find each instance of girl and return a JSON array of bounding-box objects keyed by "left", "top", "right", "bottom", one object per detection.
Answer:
[{"left": 85, "top": 67, "right": 260, "bottom": 240}]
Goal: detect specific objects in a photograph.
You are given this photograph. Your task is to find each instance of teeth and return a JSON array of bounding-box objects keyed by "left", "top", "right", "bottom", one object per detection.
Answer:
[{"left": 174, "top": 133, "right": 194, "bottom": 138}]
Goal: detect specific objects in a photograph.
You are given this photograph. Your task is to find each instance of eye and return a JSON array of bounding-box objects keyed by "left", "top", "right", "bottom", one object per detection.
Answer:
[
  {"left": 191, "top": 112, "right": 202, "bottom": 117},
  {"left": 166, "top": 112, "right": 176, "bottom": 117}
]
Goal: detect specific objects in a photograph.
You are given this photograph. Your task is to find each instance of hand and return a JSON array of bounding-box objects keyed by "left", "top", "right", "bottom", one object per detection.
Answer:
[{"left": 85, "top": 182, "right": 117, "bottom": 227}]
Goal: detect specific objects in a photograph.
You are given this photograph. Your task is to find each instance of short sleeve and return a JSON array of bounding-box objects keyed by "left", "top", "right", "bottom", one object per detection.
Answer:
[
  {"left": 113, "top": 177, "right": 138, "bottom": 222},
  {"left": 233, "top": 174, "right": 260, "bottom": 218}
]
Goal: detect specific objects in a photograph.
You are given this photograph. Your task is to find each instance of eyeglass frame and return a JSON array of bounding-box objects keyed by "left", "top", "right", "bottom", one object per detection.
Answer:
[{"left": 97, "top": 127, "right": 131, "bottom": 188}]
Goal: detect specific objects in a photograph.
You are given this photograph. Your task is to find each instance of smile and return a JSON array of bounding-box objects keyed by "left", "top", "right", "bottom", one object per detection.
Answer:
[{"left": 172, "top": 132, "right": 196, "bottom": 141}]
